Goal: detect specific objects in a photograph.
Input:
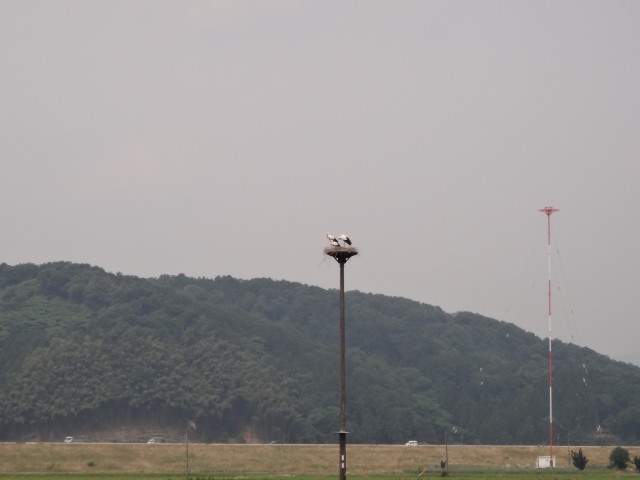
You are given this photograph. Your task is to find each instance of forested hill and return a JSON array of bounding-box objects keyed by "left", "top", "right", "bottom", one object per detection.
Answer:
[{"left": 1, "top": 262, "right": 639, "bottom": 445}]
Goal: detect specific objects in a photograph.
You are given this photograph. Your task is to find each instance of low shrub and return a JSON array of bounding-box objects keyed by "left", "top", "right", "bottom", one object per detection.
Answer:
[
  {"left": 571, "top": 448, "right": 588, "bottom": 470},
  {"left": 609, "top": 446, "right": 630, "bottom": 470}
]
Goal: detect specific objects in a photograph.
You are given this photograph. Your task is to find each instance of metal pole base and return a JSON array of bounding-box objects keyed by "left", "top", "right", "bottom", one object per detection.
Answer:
[{"left": 339, "top": 431, "right": 347, "bottom": 480}]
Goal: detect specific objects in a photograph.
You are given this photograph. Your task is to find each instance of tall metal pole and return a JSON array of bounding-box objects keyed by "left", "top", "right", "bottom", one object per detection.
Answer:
[
  {"left": 539, "top": 206, "right": 558, "bottom": 467},
  {"left": 445, "top": 430, "right": 449, "bottom": 475},
  {"left": 324, "top": 239, "right": 357, "bottom": 480},
  {"left": 186, "top": 430, "right": 189, "bottom": 476},
  {"left": 338, "top": 259, "right": 347, "bottom": 480}
]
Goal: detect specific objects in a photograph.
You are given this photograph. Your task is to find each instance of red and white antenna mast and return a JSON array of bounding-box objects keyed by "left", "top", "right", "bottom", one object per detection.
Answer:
[{"left": 539, "top": 206, "right": 558, "bottom": 467}]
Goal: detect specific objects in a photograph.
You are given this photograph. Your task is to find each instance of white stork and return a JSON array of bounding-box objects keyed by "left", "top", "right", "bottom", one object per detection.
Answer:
[
  {"left": 339, "top": 234, "right": 352, "bottom": 246},
  {"left": 326, "top": 233, "right": 339, "bottom": 247}
]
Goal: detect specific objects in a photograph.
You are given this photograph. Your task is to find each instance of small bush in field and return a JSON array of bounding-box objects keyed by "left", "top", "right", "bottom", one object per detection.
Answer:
[
  {"left": 609, "top": 446, "right": 630, "bottom": 470},
  {"left": 571, "top": 448, "right": 588, "bottom": 470}
]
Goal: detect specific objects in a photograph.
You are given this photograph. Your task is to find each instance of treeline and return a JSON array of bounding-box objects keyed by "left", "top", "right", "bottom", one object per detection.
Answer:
[{"left": 0, "top": 262, "right": 639, "bottom": 444}]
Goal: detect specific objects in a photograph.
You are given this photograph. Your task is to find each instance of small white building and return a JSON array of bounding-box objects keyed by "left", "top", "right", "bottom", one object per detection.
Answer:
[{"left": 535, "top": 456, "right": 555, "bottom": 468}]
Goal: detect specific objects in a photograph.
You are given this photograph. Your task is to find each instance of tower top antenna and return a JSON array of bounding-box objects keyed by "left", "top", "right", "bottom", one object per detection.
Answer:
[{"left": 539, "top": 206, "right": 559, "bottom": 215}]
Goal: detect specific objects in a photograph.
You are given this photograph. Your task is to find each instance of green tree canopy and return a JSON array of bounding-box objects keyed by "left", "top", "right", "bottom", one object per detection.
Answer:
[{"left": 1, "top": 262, "right": 640, "bottom": 445}]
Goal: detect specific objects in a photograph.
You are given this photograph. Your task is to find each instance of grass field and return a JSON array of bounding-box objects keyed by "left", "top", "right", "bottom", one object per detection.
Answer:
[
  {"left": 0, "top": 475, "right": 637, "bottom": 480},
  {"left": 0, "top": 472, "right": 639, "bottom": 480},
  {"left": 0, "top": 443, "right": 639, "bottom": 479}
]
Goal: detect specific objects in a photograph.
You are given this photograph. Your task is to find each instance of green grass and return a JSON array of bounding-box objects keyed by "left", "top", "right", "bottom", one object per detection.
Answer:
[{"left": 0, "top": 471, "right": 638, "bottom": 480}]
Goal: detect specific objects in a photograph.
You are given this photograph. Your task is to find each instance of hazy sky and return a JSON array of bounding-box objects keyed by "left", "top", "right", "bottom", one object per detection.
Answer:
[{"left": 2, "top": 1, "right": 639, "bottom": 363}]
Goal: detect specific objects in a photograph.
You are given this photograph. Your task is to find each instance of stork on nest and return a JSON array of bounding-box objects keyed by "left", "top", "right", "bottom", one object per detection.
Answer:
[{"left": 325, "top": 233, "right": 358, "bottom": 262}]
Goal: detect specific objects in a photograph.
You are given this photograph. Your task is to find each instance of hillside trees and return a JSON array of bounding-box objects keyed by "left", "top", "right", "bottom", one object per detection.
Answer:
[
  {"left": 2, "top": 262, "right": 640, "bottom": 444},
  {"left": 0, "top": 264, "right": 304, "bottom": 441}
]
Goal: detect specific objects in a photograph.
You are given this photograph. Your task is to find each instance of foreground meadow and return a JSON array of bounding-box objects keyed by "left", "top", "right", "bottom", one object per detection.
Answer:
[
  {"left": 0, "top": 473, "right": 639, "bottom": 480},
  {"left": 1, "top": 443, "right": 639, "bottom": 479}
]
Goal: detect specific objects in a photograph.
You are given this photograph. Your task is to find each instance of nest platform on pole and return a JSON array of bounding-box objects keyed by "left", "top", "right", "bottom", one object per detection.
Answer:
[
  {"left": 323, "top": 246, "right": 358, "bottom": 263},
  {"left": 324, "top": 245, "right": 357, "bottom": 480}
]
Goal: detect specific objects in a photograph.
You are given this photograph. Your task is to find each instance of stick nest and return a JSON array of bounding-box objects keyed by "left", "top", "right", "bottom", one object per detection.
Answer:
[{"left": 324, "top": 246, "right": 358, "bottom": 262}]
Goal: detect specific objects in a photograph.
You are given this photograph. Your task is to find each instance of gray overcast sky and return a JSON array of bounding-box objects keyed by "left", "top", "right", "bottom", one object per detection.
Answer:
[{"left": 2, "top": 1, "right": 639, "bottom": 363}]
